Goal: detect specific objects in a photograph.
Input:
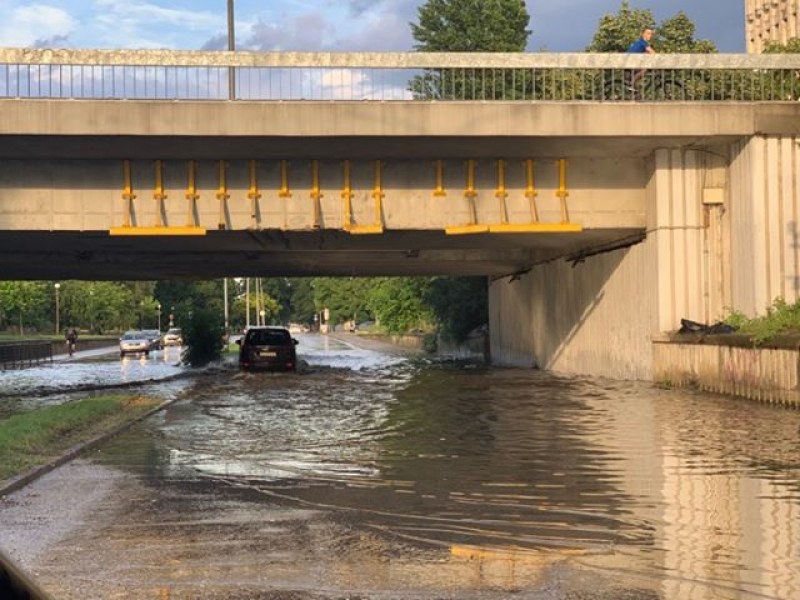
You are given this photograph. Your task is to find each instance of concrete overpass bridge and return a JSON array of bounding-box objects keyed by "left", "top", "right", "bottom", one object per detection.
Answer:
[{"left": 1, "top": 49, "right": 799, "bottom": 380}]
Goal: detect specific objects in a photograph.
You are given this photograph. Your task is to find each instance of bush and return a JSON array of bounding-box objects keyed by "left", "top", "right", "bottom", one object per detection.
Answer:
[
  {"left": 423, "top": 333, "right": 438, "bottom": 353},
  {"left": 180, "top": 308, "right": 225, "bottom": 366},
  {"left": 724, "top": 298, "right": 800, "bottom": 344}
]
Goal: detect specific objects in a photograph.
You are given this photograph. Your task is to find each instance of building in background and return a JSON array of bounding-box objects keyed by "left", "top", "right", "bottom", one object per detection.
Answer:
[{"left": 746, "top": 0, "right": 799, "bottom": 52}]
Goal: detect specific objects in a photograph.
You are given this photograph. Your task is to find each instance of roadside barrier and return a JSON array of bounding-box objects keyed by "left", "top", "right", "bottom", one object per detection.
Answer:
[{"left": 0, "top": 341, "right": 52, "bottom": 370}]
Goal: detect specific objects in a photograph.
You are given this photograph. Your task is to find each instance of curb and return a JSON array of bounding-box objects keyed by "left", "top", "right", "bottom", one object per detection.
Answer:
[{"left": 0, "top": 397, "right": 177, "bottom": 498}]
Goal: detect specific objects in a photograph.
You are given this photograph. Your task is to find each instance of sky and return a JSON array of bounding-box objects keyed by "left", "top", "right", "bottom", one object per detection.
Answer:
[{"left": 0, "top": 0, "right": 745, "bottom": 53}]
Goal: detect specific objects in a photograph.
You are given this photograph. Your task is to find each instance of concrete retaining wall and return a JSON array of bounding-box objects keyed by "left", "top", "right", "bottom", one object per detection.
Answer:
[{"left": 653, "top": 338, "right": 800, "bottom": 406}]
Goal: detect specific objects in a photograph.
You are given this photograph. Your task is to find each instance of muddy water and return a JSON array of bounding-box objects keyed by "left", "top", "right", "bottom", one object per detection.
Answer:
[{"left": 2, "top": 334, "right": 800, "bottom": 599}]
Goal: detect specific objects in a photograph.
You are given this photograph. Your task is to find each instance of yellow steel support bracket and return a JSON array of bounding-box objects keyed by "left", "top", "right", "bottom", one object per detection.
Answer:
[
  {"left": 310, "top": 160, "right": 323, "bottom": 229},
  {"left": 153, "top": 159, "right": 166, "bottom": 227},
  {"left": 279, "top": 160, "right": 292, "bottom": 198},
  {"left": 446, "top": 159, "right": 489, "bottom": 235},
  {"left": 216, "top": 160, "right": 229, "bottom": 230},
  {"left": 248, "top": 159, "right": 262, "bottom": 229},
  {"left": 346, "top": 160, "right": 385, "bottom": 235},
  {"left": 341, "top": 159, "right": 354, "bottom": 231},
  {"left": 433, "top": 159, "right": 447, "bottom": 197},
  {"left": 488, "top": 158, "right": 582, "bottom": 234},
  {"left": 111, "top": 159, "right": 205, "bottom": 236}
]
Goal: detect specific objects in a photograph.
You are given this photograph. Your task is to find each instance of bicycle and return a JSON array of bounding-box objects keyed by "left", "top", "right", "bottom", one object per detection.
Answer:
[{"left": 596, "top": 69, "right": 684, "bottom": 101}]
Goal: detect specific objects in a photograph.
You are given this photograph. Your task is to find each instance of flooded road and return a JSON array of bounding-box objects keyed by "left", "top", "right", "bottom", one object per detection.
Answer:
[
  {"left": 0, "top": 345, "right": 187, "bottom": 418},
  {"left": 2, "top": 334, "right": 800, "bottom": 599}
]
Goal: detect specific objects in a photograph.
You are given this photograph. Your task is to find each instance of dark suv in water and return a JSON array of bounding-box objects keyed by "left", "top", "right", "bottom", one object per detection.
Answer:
[{"left": 237, "top": 326, "right": 298, "bottom": 372}]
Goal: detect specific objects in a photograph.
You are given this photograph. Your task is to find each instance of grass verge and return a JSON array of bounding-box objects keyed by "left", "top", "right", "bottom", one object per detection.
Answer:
[{"left": 0, "top": 395, "right": 160, "bottom": 482}]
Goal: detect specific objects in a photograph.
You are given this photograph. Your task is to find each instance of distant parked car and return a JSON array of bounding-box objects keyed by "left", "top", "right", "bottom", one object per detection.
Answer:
[
  {"left": 163, "top": 327, "right": 183, "bottom": 346},
  {"left": 119, "top": 330, "right": 151, "bottom": 358},
  {"left": 142, "top": 329, "right": 163, "bottom": 351},
  {"left": 237, "top": 326, "right": 298, "bottom": 372}
]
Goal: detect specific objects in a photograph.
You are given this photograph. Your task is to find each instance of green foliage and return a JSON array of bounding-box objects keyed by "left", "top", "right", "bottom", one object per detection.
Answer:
[
  {"left": 724, "top": 298, "right": 800, "bottom": 344},
  {"left": 763, "top": 38, "right": 800, "bottom": 53},
  {"left": 410, "top": 0, "right": 531, "bottom": 100},
  {"left": 312, "top": 277, "right": 375, "bottom": 325},
  {"left": 180, "top": 307, "right": 225, "bottom": 366},
  {"left": 586, "top": 1, "right": 716, "bottom": 53},
  {"left": 0, "top": 281, "right": 49, "bottom": 334},
  {"left": 423, "top": 333, "right": 438, "bottom": 353},
  {"left": 367, "top": 278, "right": 433, "bottom": 335},
  {"left": 425, "top": 277, "right": 488, "bottom": 342},
  {"left": 411, "top": 0, "right": 530, "bottom": 52}
]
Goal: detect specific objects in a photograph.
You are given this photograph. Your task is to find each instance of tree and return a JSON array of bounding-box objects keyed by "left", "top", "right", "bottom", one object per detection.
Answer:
[
  {"left": 763, "top": 38, "right": 800, "bottom": 53},
  {"left": 410, "top": 0, "right": 532, "bottom": 100},
  {"left": 411, "top": 0, "right": 530, "bottom": 52},
  {"left": 425, "top": 277, "right": 488, "bottom": 342},
  {"left": 312, "top": 277, "right": 375, "bottom": 326},
  {"left": 0, "top": 281, "right": 49, "bottom": 334},
  {"left": 368, "top": 278, "right": 433, "bottom": 335},
  {"left": 587, "top": 2, "right": 716, "bottom": 53}
]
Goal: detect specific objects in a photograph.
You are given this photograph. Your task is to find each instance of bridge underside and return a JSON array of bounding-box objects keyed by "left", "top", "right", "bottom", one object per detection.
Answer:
[{"left": 0, "top": 228, "right": 639, "bottom": 280}]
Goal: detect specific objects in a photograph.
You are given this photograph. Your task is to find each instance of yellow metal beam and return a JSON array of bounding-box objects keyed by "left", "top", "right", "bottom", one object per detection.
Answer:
[
  {"left": 525, "top": 159, "right": 539, "bottom": 223},
  {"left": 348, "top": 159, "right": 385, "bottom": 234},
  {"left": 341, "top": 159, "right": 354, "bottom": 231},
  {"left": 215, "top": 160, "right": 229, "bottom": 230},
  {"left": 279, "top": 160, "right": 292, "bottom": 198},
  {"left": 495, "top": 159, "right": 508, "bottom": 224},
  {"left": 109, "top": 226, "right": 206, "bottom": 236},
  {"left": 433, "top": 159, "right": 446, "bottom": 197},
  {"left": 248, "top": 160, "right": 261, "bottom": 228},
  {"left": 121, "top": 160, "right": 135, "bottom": 228},
  {"left": 185, "top": 160, "right": 199, "bottom": 227},
  {"left": 445, "top": 159, "right": 487, "bottom": 234},
  {"left": 310, "top": 160, "right": 322, "bottom": 229},
  {"left": 556, "top": 158, "right": 569, "bottom": 224},
  {"left": 153, "top": 160, "right": 166, "bottom": 227},
  {"left": 445, "top": 224, "right": 489, "bottom": 235}
]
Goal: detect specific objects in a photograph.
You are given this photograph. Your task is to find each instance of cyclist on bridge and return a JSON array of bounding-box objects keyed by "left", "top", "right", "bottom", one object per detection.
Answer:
[{"left": 626, "top": 27, "right": 656, "bottom": 92}]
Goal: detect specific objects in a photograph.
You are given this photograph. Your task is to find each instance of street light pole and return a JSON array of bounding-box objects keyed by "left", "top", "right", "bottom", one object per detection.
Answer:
[
  {"left": 54, "top": 282, "right": 60, "bottom": 335},
  {"left": 157, "top": 303, "right": 162, "bottom": 332},
  {"left": 227, "top": 0, "right": 235, "bottom": 100},
  {"left": 223, "top": 278, "right": 229, "bottom": 336}
]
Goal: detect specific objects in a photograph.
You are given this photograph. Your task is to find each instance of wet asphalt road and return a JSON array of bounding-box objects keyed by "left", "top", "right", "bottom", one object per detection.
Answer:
[{"left": 1, "top": 333, "right": 800, "bottom": 599}]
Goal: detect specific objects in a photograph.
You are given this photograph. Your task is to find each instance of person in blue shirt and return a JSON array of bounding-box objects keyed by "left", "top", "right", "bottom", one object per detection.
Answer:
[{"left": 626, "top": 27, "right": 656, "bottom": 92}]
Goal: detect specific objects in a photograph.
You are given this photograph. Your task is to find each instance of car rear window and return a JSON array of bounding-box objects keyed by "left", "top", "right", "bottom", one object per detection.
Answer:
[{"left": 247, "top": 329, "right": 291, "bottom": 345}]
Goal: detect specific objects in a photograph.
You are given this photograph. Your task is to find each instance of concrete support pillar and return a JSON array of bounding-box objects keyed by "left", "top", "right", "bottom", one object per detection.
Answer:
[
  {"left": 648, "top": 148, "right": 726, "bottom": 331},
  {"left": 729, "top": 135, "right": 800, "bottom": 316},
  {"left": 489, "top": 148, "right": 725, "bottom": 380}
]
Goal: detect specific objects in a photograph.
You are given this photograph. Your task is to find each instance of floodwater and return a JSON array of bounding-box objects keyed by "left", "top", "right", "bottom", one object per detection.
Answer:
[
  {"left": 1, "top": 334, "right": 800, "bottom": 599},
  {"left": 0, "top": 345, "right": 187, "bottom": 418}
]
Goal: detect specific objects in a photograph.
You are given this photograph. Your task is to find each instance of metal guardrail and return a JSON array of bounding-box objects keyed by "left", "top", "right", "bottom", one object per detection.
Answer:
[
  {"left": 0, "top": 341, "right": 53, "bottom": 370},
  {"left": 0, "top": 49, "right": 798, "bottom": 102}
]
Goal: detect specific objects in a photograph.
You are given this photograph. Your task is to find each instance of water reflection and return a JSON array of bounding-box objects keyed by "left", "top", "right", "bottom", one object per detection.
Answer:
[{"left": 88, "top": 335, "right": 800, "bottom": 598}]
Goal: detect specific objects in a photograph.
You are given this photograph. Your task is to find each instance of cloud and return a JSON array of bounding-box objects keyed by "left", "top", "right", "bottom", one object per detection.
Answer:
[
  {"left": 0, "top": 4, "right": 77, "bottom": 46},
  {"left": 34, "top": 33, "right": 71, "bottom": 48},
  {"left": 244, "top": 12, "right": 332, "bottom": 51},
  {"left": 201, "top": 34, "right": 227, "bottom": 51},
  {"left": 90, "top": 0, "right": 221, "bottom": 48}
]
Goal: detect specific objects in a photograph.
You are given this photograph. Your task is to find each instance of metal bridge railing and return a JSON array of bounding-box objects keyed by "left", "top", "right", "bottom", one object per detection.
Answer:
[
  {"left": 0, "top": 48, "right": 798, "bottom": 102},
  {"left": 0, "top": 341, "right": 53, "bottom": 370}
]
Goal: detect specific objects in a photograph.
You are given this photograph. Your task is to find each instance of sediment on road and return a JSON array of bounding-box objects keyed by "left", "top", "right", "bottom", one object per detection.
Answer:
[{"left": 0, "top": 394, "right": 165, "bottom": 495}]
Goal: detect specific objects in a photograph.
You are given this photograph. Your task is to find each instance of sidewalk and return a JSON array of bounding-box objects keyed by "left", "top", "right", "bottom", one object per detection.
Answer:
[{"left": 51, "top": 345, "right": 118, "bottom": 362}]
